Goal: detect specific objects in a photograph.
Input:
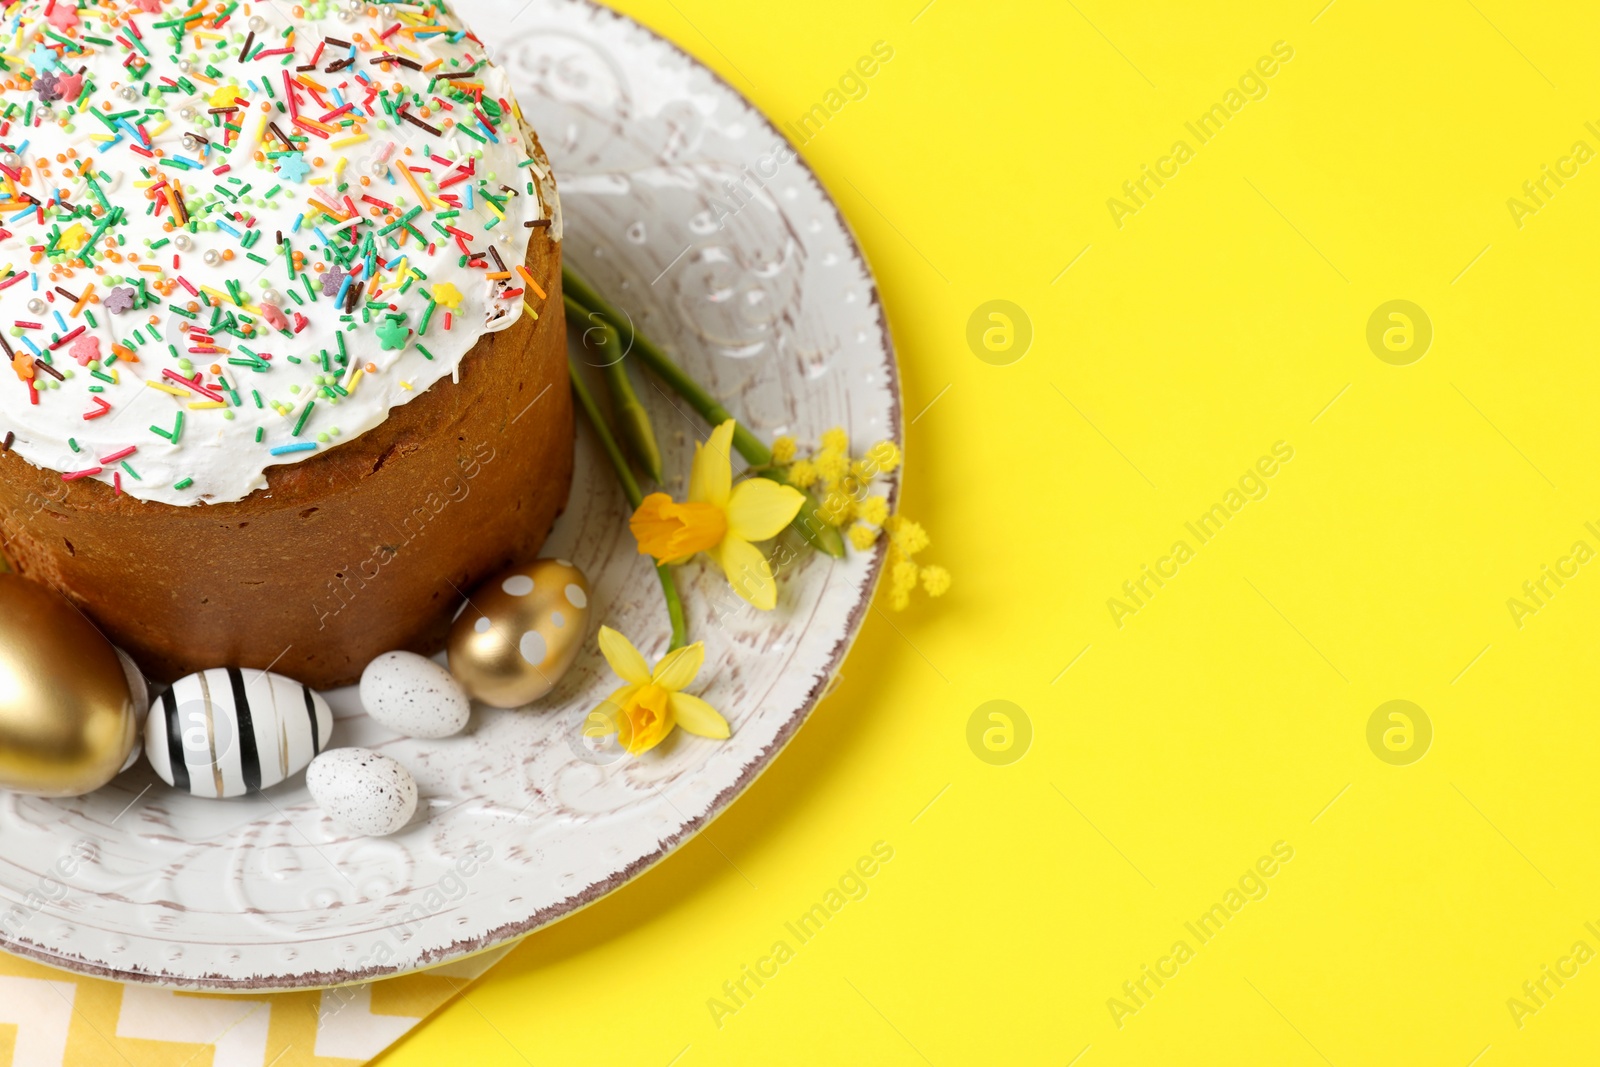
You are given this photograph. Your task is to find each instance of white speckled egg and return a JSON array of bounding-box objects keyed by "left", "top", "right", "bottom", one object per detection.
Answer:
[
  {"left": 447, "top": 559, "right": 592, "bottom": 708},
  {"left": 360, "top": 652, "right": 470, "bottom": 739},
  {"left": 144, "top": 668, "right": 333, "bottom": 799},
  {"left": 306, "top": 748, "right": 418, "bottom": 837}
]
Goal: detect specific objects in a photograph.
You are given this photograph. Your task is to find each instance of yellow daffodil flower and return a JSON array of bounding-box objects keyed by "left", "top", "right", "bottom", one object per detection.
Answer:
[
  {"left": 585, "top": 626, "right": 730, "bottom": 755},
  {"left": 629, "top": 419, "right": 804, "bottom": 611}
]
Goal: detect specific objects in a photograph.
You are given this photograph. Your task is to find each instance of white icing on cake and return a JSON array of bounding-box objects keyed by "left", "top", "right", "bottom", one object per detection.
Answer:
[{"left": 0, "top": 0, "right": 558, "bottom": 505}]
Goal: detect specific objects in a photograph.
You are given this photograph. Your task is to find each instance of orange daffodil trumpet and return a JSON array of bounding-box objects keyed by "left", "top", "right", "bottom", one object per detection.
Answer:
[
  {"left": 630, "top": 420, "right": 806, "bottom": 611},
  {"left": 586, "top": 626, "right": 731, "bottom": 755}
]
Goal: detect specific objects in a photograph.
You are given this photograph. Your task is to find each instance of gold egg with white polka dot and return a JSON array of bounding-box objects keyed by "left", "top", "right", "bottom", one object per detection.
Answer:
[{"left": 447, "top": 559, "right": 592, "bottom": 708}]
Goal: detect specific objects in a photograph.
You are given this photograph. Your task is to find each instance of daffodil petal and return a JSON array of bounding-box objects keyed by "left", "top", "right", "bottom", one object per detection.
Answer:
[
  {"left": 584, "top": 685, "right": 639, "bottom": 736},
  {"left": 726, "top": 477, "right": 805, "bottom": 542},
  {"left": 597, "top": 626, "right": 651, "bottom": 685},
  {"left": 715, "top": 535, "right": 779, "bottom": 610},
  {"left": 670, "top": 691, "right": 730, "bottom": 739},
  {"left": 688, "top": 420, "right": 736, "bottom": 509},
  {"left": 651, "top": 642, "right": 705, "bottom": 691}
]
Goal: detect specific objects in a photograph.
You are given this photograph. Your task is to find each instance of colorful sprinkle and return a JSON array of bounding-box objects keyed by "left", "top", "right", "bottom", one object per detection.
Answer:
[{"left": 0, "top": 0, "right": 554, "bottom": 504}]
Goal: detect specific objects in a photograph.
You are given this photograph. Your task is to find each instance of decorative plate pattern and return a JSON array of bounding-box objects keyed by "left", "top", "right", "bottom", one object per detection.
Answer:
[{"left": 0, "top": 0, "right": 898, "bottom": 990}]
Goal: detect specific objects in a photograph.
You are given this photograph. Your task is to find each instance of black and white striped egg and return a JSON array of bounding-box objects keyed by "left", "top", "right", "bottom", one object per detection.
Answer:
[{"left": 144, "top": 668, "right": 333, "bottom": 799}]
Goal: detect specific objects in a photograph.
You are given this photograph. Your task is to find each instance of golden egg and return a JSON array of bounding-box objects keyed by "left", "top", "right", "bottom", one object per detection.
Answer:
[
  {"left": 0, "top": 574, "right": 143, "bottom": 797},
  {"left": 447, "top": 559, "right": 591, "bottom": 708}
]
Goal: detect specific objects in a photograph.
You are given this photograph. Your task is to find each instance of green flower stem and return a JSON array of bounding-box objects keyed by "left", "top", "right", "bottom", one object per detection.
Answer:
[
  {"left": 566, "top": 353, "right": 688, "bottom": 651},
  {"left": 655, "top": 565, "right": 689, "bottom": 653},
  {"left": 565, "top": 295, "right": 663, "bottom": 484},
  {"left": 563, "top": 266, "right": 770, "bottom": 464},
  {"left": 564, "top": 266, "right": 847, "bottom": 558}
]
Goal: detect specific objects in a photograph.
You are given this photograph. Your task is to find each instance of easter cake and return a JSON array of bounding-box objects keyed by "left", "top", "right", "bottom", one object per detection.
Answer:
[{"left": 0, "top": 0, "right": 570, "bottom": 688}]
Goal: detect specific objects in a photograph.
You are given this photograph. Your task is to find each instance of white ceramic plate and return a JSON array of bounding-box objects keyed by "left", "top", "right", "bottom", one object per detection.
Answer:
[{"left": 0, "top": 0, "right": 899, "bottom": 990}]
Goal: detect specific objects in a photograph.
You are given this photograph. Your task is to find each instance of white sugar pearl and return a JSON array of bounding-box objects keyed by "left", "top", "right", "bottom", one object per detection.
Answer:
[
  {"left": 307, "top": 749, "right": 417, "bottom": 837},
  {"left": 359, "top": 651, "right": 469, "bottom": 739}
]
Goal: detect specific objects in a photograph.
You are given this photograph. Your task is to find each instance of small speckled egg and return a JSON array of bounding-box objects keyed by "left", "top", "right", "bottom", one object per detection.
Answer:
[
  {"left": 360, "top": 652, "right": 470, "bottom": 739},
  {"left": 306, "top": 748, "right": 418, "bottom": 837},
  {"left": 447, "top": 559, "right": 591, "bottom": 708}
]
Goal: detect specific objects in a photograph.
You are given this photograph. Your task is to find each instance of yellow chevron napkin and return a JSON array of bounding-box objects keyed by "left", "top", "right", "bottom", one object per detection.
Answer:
[{"left": 0, "top": 940, "right": 519, "bottom": 1066}]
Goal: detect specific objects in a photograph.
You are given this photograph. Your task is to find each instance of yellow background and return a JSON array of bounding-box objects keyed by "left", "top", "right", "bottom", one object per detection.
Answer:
[{"left": 383, "top": 1, "right": 1600, "bottom": 1064}]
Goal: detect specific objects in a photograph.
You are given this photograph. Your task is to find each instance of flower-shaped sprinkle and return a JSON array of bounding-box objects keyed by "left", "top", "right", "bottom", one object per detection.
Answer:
[
  {"left": 275, "top": 154, "right": 311, "bottom": 183},
  {"left": 68, "top": 334, "right": 100, "bottom": 368},
  {"left": 431, "top": 281, "right": 463, "bottom": 309},
  {"left": 629, "top": 420, "right": 804, "bottom": 610},
  {"left": 103, "top": 286, "right": 135, "bottom": 314},
  {"left": 32, "top": 70, "right": 59, "bottom": 102},
  {"left": 56, "top": 223, "right": 88, "bottom": 251},
  {"left": 585, "top": 627, "right": 729, "bottom": 755},
  {"left": 375, "top": 315, "right": 409, "bottom": 350}
]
